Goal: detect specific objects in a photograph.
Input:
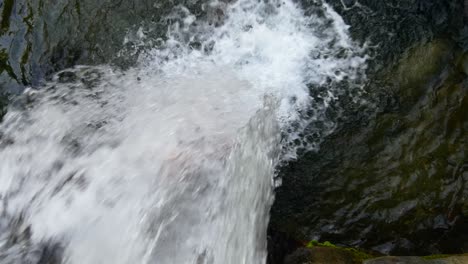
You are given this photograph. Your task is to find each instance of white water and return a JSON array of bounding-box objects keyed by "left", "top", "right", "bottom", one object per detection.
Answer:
[{"left": 0, "top": 0, "right": 366, "bottom": 263}]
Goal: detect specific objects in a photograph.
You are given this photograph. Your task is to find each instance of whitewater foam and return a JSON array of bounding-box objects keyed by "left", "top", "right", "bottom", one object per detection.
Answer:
[{"left": 0, "top": 0, "right": 366, "bottom": 263}]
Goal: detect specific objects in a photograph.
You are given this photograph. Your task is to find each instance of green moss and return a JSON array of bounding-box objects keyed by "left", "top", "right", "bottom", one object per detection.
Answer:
[
  {"left": 306, "top": 240, "right": 377, "bottom": 263},
  {"left": 20, "top": 42, "right": 32, "bottom": 84},
  {"left": 22, "top": 3, "right": 34, "bottom": 34},
  {"left": 20, "top": 44, "right": 31, "bottom": 66},
  {"left": 75, "top": 0, "right": 81, "bottom": 17},
  {"left": 394, "top": 39, "right": 451, "bottom": 87},
  {"left": 306, "top": 240, "right": 340, "bottom": 248},
  {"left": 379, "top": 39, "right": 454, "bottom": 112},
  {"left": 0, "top": 0, "right": 14, "bottom": 34},
  {"left": 0, "top": 48, "right": 18, "bottom": 81}
]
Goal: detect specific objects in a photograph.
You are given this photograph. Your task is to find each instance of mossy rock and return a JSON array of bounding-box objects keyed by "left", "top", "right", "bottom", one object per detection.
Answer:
[
  {"left": 389, "top": 39, "right": 453, "bottom": 106},
  {"left": 271, "top": 37, "right": 468, "bottom": 256},
  {"left": 365, "top": 255, "right": 468, "bottom": 264},
  {"left": 285, "top": 247, "right": 357, "bottom": 264},
  {"left": 305, "top": 241, "right": 378, "bottom": 263}
]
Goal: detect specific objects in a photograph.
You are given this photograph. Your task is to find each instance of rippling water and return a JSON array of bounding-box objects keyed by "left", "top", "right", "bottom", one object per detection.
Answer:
[{"left": 0, "top": 0, "right": 365, "bottom": 263}]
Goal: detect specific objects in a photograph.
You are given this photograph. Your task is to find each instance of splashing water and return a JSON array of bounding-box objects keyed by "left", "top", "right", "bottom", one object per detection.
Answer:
[{"left": 0, "top": 0, "right": 366, "bottom": 263}]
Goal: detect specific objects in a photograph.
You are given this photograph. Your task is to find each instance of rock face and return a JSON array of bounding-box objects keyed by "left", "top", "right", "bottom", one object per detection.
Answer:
[
  {"left": 0, "top": 0, "right": 217, "bottom": 119},
  {"left": 323, "top": 0, "right": 466, "bottom": 67},
  {"left": 278, "top": 40, "right": 468, "bottom": 255},
  {"left": 269, "top": 0, "right": 467, "bottom": 262},
  {"left": 0, "top": 0, "right": 207, "bottom": 93}
]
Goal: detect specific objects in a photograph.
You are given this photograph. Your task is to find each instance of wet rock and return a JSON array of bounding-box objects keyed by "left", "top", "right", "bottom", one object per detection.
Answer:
[
  {"left": 0, "top": 0, "right": 215, "bottom": 121},
  {"left": 0, "top": 93, "right": 7, "bottom": 121},
  {"left": 365, "top": 257, "right": 432, "bottom": 264},
  {"left": 270, "top": 37, "right": 468, "bottom": 257},
  {"left": 364, "top": 255, "right": 468, "bottom": 264},
  {"left": 284, "top": 247, "right": 356, "bottom": 264},
  {"left": 267, "top": 229, "right": 303, "bottom": 264},
  {"left": 0, "top": 0, "right": 206, "bottom": 93},
  {"left": 0, "top": 212, "right": 63, "bottom": 264},
  {"left": 57, "top": 71, "right": 78, "bottom": 83},
  {"left": 319, "top": 0, "right": 465, "bottom": 72},
  {"left": 462, "top": 54, "right": 468, "bottom": 75},
  {"left": 465, "top": 0, "right": 468, "bottom": 17},
  {"left": 269, "top": 0, "right": 468, "bottom": 260}
]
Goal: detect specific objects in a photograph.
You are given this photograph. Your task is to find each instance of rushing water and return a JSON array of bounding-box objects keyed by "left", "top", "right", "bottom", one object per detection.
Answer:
[{"left": 0, "top": 0, "right": 366, "bottom": 263}]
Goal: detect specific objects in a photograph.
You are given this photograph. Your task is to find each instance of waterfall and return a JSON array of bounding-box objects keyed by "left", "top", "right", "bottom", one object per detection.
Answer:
[{"left": 0, "top": 0, "right": 366, "bottom": 263}]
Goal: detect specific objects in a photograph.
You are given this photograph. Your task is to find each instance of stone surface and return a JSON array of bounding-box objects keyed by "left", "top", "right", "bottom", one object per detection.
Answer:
[
  {"left": 365, "top": 257, "right": 432, "bottom": 264},
  {"left": 365, "top": 256, "right": 468, "bottom": 264},
  {"left": 0, "top": 0, "right": 207, "bottom": 93},
  {"left": 324, "top": 0, "right": 466, "bottom": 68},
  {"left": 440, "top": 256, "right": 468, "bottom": 264},
  {"left": 269, "top": 0, "right": 468, "bottom": 260},
  {"left": 463, "top": 53, "right": 468, "bottom": 75},
  {"left": 270, "top": 37, "right": 468, "bottom": 258},
  {"left": 284, "top": 247, "right": 356, "bottom": 264}
]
